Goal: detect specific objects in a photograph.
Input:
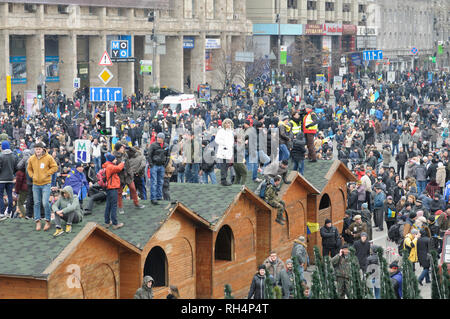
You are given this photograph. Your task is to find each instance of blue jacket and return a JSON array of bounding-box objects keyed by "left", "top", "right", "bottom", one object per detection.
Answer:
[
  {"left": 374, "top": 191, "right": 386, "bottom": 209},
  {"left": 390, "top": 271, "right": 403, "bottom": 299},
  {"left": 375, "top": 109, "right": 383, "bottom": 121},
  {"left": 64, "top": 169, "right": 89, "bottom": 200}
]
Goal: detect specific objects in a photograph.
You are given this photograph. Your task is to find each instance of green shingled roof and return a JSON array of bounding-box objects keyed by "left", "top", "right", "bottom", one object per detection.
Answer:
[
  {"left": 0, "top": 200, "right": 173, "bottom": 278},
  {"left": 301, "top": 160, "right": 335, "bottom": 192},
  {"left": 84, "top": 199, "right": 174, "bottom": 249},
  {"left": 170, "top": 183, "right": 244, "bottom": 225},
  {"left": 0, "top": 217, "right": 84, "bottom": 279}
]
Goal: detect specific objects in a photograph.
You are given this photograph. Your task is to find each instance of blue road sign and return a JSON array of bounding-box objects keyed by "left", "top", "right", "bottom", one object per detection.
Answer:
[
  {"left": 111, "top": 40, "right": 129, "bottom": 59},
  {"left": 90, "top": 87, "right": 123, "bottom": 102},
  {"left": 363, "top": 50, "right": 383, "bottom": 61}
]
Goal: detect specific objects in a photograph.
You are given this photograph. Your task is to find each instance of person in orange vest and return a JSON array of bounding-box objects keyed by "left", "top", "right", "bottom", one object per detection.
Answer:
[{"left": 302, "top": 106, "right": 319, "bottom": 162}]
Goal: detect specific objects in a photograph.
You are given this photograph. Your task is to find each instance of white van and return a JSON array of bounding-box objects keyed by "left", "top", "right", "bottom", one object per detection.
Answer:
[{"left": 161, "top": 94, "right": 197, "bottom": 115}]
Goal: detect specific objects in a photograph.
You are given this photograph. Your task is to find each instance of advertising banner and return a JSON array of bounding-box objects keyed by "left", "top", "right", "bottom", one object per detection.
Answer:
[
  {"left": 45, "top": 56, "right": 60, "bottom": 82},
  {"left": 305, "top": 24, "right": 323, "bottom": 35},
  {"left": 10, "top": 56, "right": 27, "bottom": 84},
  {"left": 205, "top": 50, "right": 213, "bottom": 71},
  {"left": 198, "top": 84, "right": 211, "bottom": 102}
]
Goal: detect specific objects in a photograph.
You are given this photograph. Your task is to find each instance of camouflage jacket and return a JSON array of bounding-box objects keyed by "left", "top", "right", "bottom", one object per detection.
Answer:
[
  {"left": 331, "top": 254, "right": 351, "bottom": 279},
  {"left": 264, "top": 184, "right": 283, "bottom": 209}
]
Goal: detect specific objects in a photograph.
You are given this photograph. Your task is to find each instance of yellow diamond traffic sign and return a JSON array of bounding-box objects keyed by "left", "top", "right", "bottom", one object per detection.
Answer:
[{"left": 98, "top": 67, "right": 114, "bottom": 85}]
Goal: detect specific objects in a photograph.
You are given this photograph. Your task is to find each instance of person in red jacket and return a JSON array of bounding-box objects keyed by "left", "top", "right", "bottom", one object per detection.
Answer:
[{"left": 103, "top": 153, "right": 124, "bottom": 230}]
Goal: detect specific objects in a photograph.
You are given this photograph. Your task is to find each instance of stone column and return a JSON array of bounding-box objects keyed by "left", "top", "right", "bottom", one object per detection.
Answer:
[
  {"left": 59, "top": 33, "right": 77, "bottom": 98},
  {"left": 88, "top": 33, "right": 107, "bottom": 88},
  {"left": 160, "top": 36, "right": 183, "bottom": 92},
  {"left": 141, "top": 35, "right": 160, "bottom": 94},
  {"left": 118, "top": 35, "right": 135, "bottom": 96},
  {"left": 317, "top": 0, "right": 326, "bottom": 24},
  {"left": 190, "top": 32, "right": 206, "bottom": 93},
  {"left": 0, "top": 31, "right": 10, "bottom": 102},
  {"left": 26, "top": 32, "right": 45, "bottom": 91}
]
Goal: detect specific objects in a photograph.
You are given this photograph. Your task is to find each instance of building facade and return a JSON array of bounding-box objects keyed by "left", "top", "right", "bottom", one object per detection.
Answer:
[
  {"left": 363, "top": 0, "right": 437, "bottom": 72},
  {"left": 0, "top": 0, "right": 252, "bottom": 102},
  {"left": 247, "top": 0, "right": 366, "bottom": 80}
]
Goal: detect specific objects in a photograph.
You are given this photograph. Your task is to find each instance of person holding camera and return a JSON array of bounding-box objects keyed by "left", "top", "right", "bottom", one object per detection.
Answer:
[
  {"left": 114, "top": 142, "right": 145, "bottom": 214},
  {"left": 103, "top": 153, "right": 124, "bottom": 230},
  {"left": 331, "top": 244, "right": 351, "bottom": 299}
]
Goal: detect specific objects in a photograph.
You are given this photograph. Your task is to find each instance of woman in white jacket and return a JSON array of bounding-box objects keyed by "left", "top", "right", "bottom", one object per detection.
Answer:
[{"left": 216, "top": 119, "right": 234, "bottom": 186}]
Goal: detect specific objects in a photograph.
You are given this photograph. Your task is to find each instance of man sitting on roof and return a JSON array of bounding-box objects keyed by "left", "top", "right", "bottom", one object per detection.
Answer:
[
  {"left": 51, "top": 185, "right": 83, "bottom": 237},
  {"left": 264, "top": 175, "right": 287, "bottom": 226}
]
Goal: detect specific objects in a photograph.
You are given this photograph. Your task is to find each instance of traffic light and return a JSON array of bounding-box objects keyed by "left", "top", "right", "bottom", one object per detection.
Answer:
[
  {"left": 96, "top": 111, "right": 115, "bottom": 135},
  {"left": 37, "top": 85, "right": 42, "bottom": 99},
  {"left": 96, "top": 111, "right": 107, "bottom": 135},
  {"left": 148, "top": 10, "right": 154, "bottom": 22}
]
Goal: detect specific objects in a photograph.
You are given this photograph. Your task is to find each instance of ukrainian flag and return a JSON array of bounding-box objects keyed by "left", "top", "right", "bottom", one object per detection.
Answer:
[
  {"left": 377, "top": 74, "right": 383, "bottom": 81},
  {"left": 306, "top": 222, "right": 320, "bottom": 234}
]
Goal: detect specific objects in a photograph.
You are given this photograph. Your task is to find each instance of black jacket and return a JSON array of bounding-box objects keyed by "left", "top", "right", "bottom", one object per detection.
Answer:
[
  {"left": 353, "top": 239, "right": 371, "bottom": 271},
  {"left": 248, "top": 273, "right": 269, "bottom": 299},
  {"left": 348, "top": 190, "right": 358, "bottom": 210},
  {"left": 396, "top": 151, "right": 408, "bottom": 166},
  {"left": 0, "top": 150, "right": 18, "bottom": 182},
  {"left": 384, "top": 202, "right": 397, "bottom": 222},
  {"left": 290, "top": 135, "right": 306, "bottom": 161},
  {"left": 417, "top": 236, "right": 431, "bottom": 268},
  {"left": 320, "top": 225, "right": 340, "bottom": 248},
  {"left": 147, "top": 141, "right": 169, "bottom": 166}
]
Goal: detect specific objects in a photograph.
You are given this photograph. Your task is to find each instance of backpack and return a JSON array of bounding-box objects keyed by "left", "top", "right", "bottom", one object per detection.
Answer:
[
  {"left": 388, "top": 223, "right": 401, "bottom": 242},
  {"left": 96, "top": 168, "right": 112, "bottom": 189},
  {"left": 256, "top": 180, "right": 268, "bottom": 199}
]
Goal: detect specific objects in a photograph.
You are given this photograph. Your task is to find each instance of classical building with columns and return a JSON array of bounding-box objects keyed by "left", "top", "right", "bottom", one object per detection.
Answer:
[{"left": 0, "top": 0, "right": 252, "bottom": 102}]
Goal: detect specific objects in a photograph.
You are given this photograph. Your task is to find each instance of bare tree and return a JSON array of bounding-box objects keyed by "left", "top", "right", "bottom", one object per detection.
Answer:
[
  {"left": 212, "top": 46, "right": 245, "bottom": 91},
  {"left": 286, "top": 36, "right": 325, "bottom": 97}
]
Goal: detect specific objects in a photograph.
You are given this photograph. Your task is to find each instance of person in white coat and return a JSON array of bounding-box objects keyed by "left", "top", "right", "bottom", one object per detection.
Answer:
[{"left": 215, "top": 118, "right": 234, "bottom": 186}]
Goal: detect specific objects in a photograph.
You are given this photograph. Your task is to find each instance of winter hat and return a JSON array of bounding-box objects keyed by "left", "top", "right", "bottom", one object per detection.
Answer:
[
  {"left": 409, "top": 212, "right": 417, "bottom": 219},
  {"left": 244, "top": 120, "right": 251, "bottom": 126},
  {"left": 387, "top": 196, "right": 393, "bottom": 200},
  {"left": 362, "top": 203, "right": 368, "bottom": 209},
  {"left": 389, "top": 261, "right": 399, "bottom": 269},
  {"left": 286, "top": 259, "right": 293, "bottom": 265},
  {"left": 105, "top": 153, "right": 116, "bottom": 162},
  {"left": 75, "top": 162, "right": 84, "bottom": 168},
  {"left": 1, "top": 140, "right": 10, "bottom": 150},
  {"left": 325, "top": 218, "right": 332, "bottom": 225},
  {"left": 416, "top": 210, "right": 424, "bottom": 218},
  {"left": 428, "top": 216, "right": 435, "bottom": 222},
  {"left": 361, "top": 232, "right": 368, "bottom": 238},
  {"left": 353, "top": 214, "right": 362, "bottom": 221},
  {"left": 34, "top": 142, "right": 46, "bottom": 149},
  {"left": 417, "top": 216, "right": 427, "bottom": 224},
  {"left": 298, "top": 236, "right": 306, "bottom": 242},
  {"left": 342, "top": 244, "right": 349, "bottom": 249},
  {"left": 157, "top": 132, "right": 165, "bottom": 140},
  {"left": 258, "top": 264, "right": 266, "bottom": 271}
]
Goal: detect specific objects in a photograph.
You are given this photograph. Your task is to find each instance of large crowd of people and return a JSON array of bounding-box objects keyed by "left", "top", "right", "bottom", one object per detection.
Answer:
[{"left": 1, "top": 68, "right": 449, "bottom": 298}]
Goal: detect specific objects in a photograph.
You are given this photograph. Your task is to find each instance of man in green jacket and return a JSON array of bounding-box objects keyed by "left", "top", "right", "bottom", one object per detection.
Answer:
[
  {"left": 264, "top": 175, "right": 286, "bottom": 225},
  {"left": 134, "top": 276, "right": 155, "bottom": 299},
  {"left": 331, "top": 244, "right": 351, "bottom": 299},
  {"left": 52, "top": 186, "right": 83, "bottom": 237}
]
